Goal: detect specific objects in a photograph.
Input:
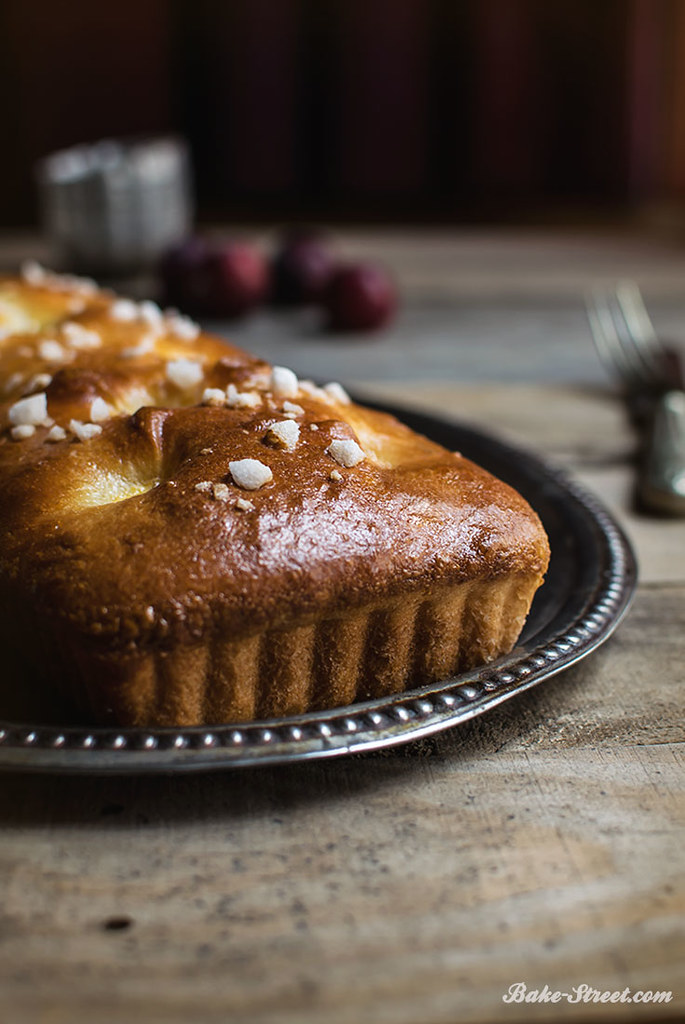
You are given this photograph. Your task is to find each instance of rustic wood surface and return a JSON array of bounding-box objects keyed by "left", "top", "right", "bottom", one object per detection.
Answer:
[{"left": 1, "top": 232, "right": 684, "bottom": 1024}]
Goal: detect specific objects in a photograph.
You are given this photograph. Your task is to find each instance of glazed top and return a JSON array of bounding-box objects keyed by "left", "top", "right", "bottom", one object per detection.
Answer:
[{"left": 0, "top": 266, "right": 550, "bottom": 653}]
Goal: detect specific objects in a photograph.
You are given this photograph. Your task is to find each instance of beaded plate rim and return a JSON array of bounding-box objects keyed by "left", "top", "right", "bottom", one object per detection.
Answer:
[{"left": 0, "top": 403, "right": 637, "bottom": 773}]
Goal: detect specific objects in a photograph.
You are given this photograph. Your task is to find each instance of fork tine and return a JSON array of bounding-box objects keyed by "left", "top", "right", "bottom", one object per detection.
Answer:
[
  {"left": 615, "top": 280, "right": 657, "bottom": 344},
  {"left": 586, "top": 291, "right": 641, "bottom": 387},
  {"left": 614, "top": 280, "right": 665, "bottom": 385},
  {"left": 608, "top": 290, "right": 659, "bottom": 384}
]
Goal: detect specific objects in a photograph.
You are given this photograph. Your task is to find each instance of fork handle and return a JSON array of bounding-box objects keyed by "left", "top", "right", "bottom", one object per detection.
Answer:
[{"left": 640, "top": 390, "right": 685, "bottom": 515}]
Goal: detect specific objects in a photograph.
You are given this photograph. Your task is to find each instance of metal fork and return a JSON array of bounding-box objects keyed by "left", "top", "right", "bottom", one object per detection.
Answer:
[{"left": 586, "top": 281, "right": 685, "bottom": 515}]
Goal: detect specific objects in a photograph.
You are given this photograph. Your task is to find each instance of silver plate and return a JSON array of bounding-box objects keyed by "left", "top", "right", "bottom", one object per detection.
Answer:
[{"left": 0, "top": 404, "right": 637, "bottom": 773}]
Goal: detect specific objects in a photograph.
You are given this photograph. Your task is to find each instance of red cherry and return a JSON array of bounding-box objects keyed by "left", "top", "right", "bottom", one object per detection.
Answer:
[
  {"left": 203, "top": 242, "right": 269, "bottom": 318},
  {"left": 271, "top": 232, "right": 336, "bottom": 305},
  {"left": 324, "top": 263, "right": 397, "bottom": 332},
  {"left": 159, "top": 237, "right": 210, "bottom": 310}
]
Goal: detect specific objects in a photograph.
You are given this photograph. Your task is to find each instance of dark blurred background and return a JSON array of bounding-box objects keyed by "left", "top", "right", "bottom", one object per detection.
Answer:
[{"left": 1, "top": 0, "right": 684, "bottom": 229}]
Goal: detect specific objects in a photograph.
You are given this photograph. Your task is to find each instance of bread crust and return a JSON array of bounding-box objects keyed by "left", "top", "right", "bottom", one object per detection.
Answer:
[{"left": 0, "top": 270, "right": 549, "bottom": 725}]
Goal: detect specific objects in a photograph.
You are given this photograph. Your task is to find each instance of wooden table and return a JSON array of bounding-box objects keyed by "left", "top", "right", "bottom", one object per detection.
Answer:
[{"left": 1, "top": 231, "right": 683, "bottom": 1024}]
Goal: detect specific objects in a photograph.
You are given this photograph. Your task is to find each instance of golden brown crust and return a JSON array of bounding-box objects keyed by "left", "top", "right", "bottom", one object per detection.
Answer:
[{"left": 0, "top": 269, "right": 550, "bottom": 725}]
